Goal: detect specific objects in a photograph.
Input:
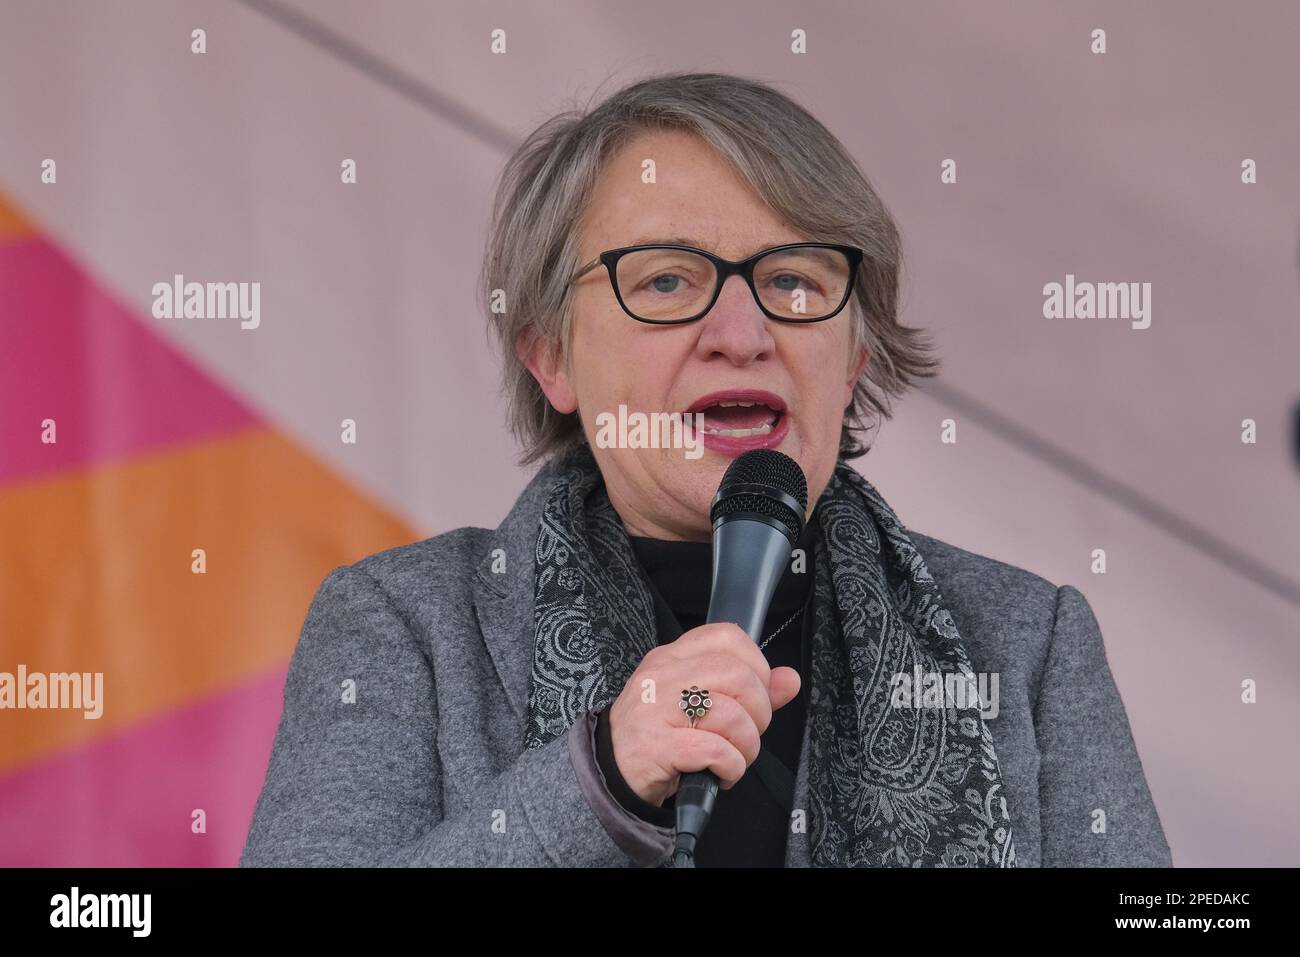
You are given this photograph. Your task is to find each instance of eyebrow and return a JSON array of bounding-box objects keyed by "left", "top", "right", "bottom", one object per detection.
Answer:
[
  {"left": 625, "top": 235, "right": 715, "bottom": 248},
  {"left": 623, "top": 236, "right": 793, "bottom": 256}
]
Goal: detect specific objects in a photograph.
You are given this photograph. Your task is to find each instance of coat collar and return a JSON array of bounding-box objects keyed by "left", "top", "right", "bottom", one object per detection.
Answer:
[{"left": 470, "top": 455, "right": 568, "bottom": 724}]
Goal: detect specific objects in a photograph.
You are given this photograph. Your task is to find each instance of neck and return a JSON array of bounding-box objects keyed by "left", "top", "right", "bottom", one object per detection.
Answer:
[{"left": 605, "top": 487, "right": 711, "bottom": 543}]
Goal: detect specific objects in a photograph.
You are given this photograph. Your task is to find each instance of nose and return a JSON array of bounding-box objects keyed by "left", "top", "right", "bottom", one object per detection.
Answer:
[{"left": 693, "top": 274, "right": 776, "bottom": 365}]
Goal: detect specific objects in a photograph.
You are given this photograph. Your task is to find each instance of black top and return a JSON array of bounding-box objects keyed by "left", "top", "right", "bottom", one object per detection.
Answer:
[{"left": 593, "top": 518, "right": 818, "bottom": 867}]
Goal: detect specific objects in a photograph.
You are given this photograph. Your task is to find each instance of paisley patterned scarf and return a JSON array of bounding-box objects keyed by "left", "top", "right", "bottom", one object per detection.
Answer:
[{"left": 524, "top": 444, "right": 1016, "bottom": 868}]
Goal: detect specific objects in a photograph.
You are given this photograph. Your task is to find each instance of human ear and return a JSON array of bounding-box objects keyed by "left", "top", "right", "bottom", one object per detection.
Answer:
[
  {"left": 844, "top": 346, "right": 870, "bottom": 406},
  {"left": 516, "top": 329, "right": 578, "bottom": 414}
]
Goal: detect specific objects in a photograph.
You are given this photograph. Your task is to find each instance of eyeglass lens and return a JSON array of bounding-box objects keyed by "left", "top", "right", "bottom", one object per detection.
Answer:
[{"left": 613, "top": 246, "right": 852, "bottom": 322}]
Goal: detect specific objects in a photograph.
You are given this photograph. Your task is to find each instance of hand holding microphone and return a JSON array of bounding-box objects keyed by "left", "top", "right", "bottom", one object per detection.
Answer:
[
  {"left": 605, "top": 621, "right": 802, "bottom": 808},
  {"left": 603, "top": 449, "right": 809, "bottom": 865}
]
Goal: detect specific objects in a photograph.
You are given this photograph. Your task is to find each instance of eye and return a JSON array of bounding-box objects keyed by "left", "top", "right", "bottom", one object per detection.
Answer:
[
  {"left": 647, "top": 272, "right": 686, "bottom": 294},
  {"left": 768, "top": 272, "right": 822, "bottom": 294}
]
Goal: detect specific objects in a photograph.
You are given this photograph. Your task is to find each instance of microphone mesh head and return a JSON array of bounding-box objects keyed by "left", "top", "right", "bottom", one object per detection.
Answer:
[{"left": 709, "top": 450, "right": 809, "bottom": 540}]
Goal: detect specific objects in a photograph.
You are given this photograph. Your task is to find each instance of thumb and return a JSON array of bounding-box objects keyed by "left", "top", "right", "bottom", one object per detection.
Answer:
[{"left": 768, "top": 666, "right": 801, "bottom": 711}]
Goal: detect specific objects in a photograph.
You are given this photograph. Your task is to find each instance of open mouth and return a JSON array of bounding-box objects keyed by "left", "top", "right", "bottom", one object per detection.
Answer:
[{"left": 685, "top": 390, "right": 787, "bottom": 438}]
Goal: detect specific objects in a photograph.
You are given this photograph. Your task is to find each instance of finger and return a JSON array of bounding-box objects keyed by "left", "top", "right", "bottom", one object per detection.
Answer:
[
  {"left": 768, "top": 666, "right": 801, "bottom": 711},
  {"left": 667, "top": 622, "right": 772, "bottom": 689},
  {"left": 675, "top": 691, "right": 762, "bottom": 766},
  {"left": 667, "top": 727, "right": 749, "bottom": 790},
  {"left": 668, "top": 652, "right": 773, "bottom": 733}
]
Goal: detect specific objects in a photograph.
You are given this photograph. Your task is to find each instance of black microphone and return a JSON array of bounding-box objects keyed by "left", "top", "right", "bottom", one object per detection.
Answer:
[{"left": 672, "top": 449, "right": 808, "bottom": 867}]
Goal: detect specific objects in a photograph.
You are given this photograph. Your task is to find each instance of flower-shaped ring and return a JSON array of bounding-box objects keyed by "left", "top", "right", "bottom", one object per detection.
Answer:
[{"left": 679, "top": 685, "right": 713, "bottom": 729}]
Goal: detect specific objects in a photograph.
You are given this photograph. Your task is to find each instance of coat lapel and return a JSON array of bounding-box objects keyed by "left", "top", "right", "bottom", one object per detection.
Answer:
[{"left": 470, "top": 459, "right": 563, "bottom": 727}]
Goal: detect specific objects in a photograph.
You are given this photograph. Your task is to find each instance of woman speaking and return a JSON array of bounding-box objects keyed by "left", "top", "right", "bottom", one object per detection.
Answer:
[{"left": 240, "top": 72, "right": 1171, "bottom": 868}]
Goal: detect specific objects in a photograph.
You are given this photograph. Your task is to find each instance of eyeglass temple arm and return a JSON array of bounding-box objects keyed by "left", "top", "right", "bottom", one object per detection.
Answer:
[{"left": 570, "top": 256, "right": 602, "bottom": 284}]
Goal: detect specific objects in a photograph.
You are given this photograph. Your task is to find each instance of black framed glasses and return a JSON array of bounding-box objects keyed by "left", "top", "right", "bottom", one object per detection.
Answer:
[{"left": 568, "top": 242, "right": 865, "bottom": 325}]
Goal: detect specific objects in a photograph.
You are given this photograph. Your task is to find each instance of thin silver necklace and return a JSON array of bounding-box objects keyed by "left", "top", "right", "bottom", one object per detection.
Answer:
[{"left": 759, "top": 606, "right": 804, "bottom": 651}]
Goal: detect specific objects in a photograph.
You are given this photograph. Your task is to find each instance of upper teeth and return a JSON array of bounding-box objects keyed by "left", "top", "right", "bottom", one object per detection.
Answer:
[{"left": 717, "top": 400, "right": 756, "bottom": 407}]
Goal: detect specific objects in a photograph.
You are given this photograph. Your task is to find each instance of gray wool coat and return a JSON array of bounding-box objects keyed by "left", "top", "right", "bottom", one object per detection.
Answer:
[{"left": 240, "top": 457, "right": 1173, "bottom": 868}]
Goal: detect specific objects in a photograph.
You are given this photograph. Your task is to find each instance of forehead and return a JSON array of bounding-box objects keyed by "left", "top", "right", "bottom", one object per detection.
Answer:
[{"left": 580, "top": 129, "right": 806, "bottom": 258}]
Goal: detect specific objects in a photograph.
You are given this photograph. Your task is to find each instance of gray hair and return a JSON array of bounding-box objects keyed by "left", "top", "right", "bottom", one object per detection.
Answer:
[{"left": 480, "top": 71, "right": 939, "bottom": 465}]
